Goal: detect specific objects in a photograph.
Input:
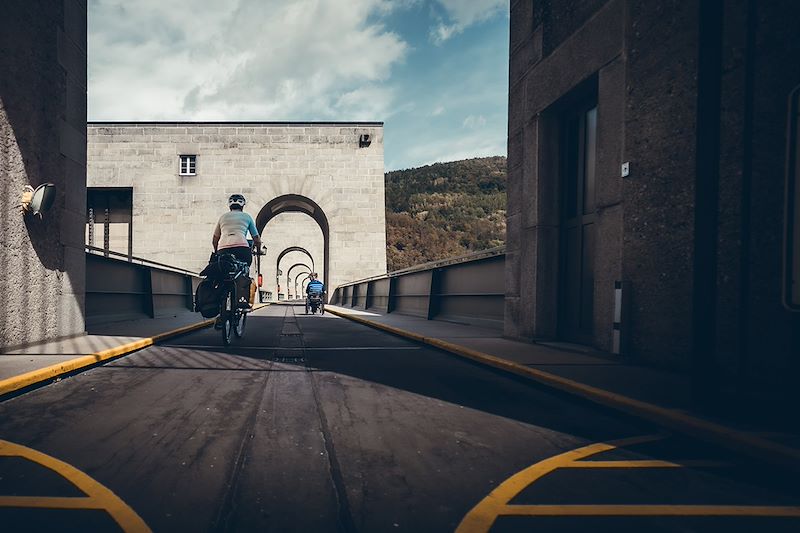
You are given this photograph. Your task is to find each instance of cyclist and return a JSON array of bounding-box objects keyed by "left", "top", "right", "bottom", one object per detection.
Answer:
[
  {"left": 306, "top": 273, "right": 325, "bottom": 296},
  {"left": 212, "top": 194, "right": 261, "bottom": 313},
  {"left": 212, "top": 194, "right": 261, "bottom": 264}
]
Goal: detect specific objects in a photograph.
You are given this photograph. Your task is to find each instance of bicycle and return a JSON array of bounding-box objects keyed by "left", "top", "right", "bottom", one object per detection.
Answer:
[
  {"left": 215, "top": 254, "right": 251, "bottom": 346},
  {"left": 305, "top": 291, "right": 325, "bottom": 315}
]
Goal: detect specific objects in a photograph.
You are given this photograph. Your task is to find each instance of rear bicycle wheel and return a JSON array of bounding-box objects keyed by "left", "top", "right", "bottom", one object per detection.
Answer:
[
  {"left": 234, "top": 310, "right": 247, "bottom": 338},
  {"left": 221, "top": 288, "right": 235, "bottom": 346}
]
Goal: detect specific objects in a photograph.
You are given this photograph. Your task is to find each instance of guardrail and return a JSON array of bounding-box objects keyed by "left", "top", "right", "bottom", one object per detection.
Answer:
[
  {"left": 85, "top": 247, "right": 201, "bottom": 325},
  {"left": 331, "top": 247, "right": 505, "bottom": 330}
]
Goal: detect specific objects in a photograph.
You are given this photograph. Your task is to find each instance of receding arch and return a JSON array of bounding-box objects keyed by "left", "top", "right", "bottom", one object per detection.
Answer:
[
  {"left": 287, "top": 262, "right": 312, "bottom": 299},
  {"left": 287, "top": 262, "right": 312, "bottom": 281},
  {"left": 275, "top": 246, "right": 315, "bottom": 275},
  {"left": 257, "top": 194, "right": 330, "bottom": 290}
]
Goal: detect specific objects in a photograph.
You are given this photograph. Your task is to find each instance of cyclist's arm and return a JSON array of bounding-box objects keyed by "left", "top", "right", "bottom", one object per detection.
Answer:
[{"left": 247, "top": 216, "right": 262, "bottom": 251}]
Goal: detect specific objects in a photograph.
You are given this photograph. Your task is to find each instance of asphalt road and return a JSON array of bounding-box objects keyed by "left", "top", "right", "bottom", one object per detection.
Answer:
[{"left": 1, "top": 304, "right": 798, "bottom": 532}]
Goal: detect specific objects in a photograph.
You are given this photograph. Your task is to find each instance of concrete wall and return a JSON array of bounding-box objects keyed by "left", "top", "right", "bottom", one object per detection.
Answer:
[
  {"left": 0, "top": 0, "right": 87, "bottom": 350},
  {"left": 507, "top": 0, "right": 800, "bottom": 408},
  {"left": 87, "top": 122, "right": 387, "bottom": 293}
]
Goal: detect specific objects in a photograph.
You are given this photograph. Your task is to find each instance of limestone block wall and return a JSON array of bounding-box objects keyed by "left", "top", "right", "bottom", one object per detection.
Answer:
[
  {"left": 1, "top": 0, "right": 87, "bottom": 349},
  {"left": 87, "top": 122, "right": 386, "bottom": 292}
]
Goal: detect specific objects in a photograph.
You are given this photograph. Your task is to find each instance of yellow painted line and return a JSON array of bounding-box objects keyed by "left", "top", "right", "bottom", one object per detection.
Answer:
[
  {"left": 0, "top": 320, "right": 213, "bottom": 397},
  {"left": 0, "top": 303, "right": 271, "bottom": 398},
  {"left": 565, "top": 459, "right": 730, "bottom": 468},
  {"left": 455, "top": 434, "right": 663, "bottom": 532},
  {"left": 0, "top": 496, "right": 101, "bottom": 509},
  {"left": 497, "top": 505, "right": 800, "bottom": 517},
  {"left": 0, "top": 439, "right": 151, "bottom": 532},
  {"left": 326, "top": 308, "right": 800, "bottom": 472}
]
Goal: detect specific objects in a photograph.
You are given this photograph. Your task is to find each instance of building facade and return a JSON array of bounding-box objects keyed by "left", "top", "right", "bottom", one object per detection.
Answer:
[
  {"left": 506, "top": 0, "right": 800, "bottom": 411},
  {"left": 87, "top": 122, "right": 387, "bottom": 295},
  {"left": 1, "top": 0, "right": 87, "bottom": 349}
]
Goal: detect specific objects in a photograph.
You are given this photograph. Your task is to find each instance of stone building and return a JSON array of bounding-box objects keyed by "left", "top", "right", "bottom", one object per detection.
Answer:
[
  {"left": 86, "top": 122, "right": 387, "bottom": 295},
  {"left": 1, "top": 0, "right": 87, "bottom": 349},
  {"left": 506, "top": 0, "right": 800, "bottom": 410}
]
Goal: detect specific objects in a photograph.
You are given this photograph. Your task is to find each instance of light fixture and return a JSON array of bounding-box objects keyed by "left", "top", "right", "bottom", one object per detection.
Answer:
[
  {"left": 20, "top": 183, "right": 57, "bottom": 217},
  {"left": 359, "top": 134, "right": 371, "bottom": 148}
]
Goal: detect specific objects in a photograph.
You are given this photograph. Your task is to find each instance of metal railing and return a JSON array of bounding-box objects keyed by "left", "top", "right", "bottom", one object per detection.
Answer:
[
  {"left": 85, "top": 245, "right": 201, "bottom": 277},
  {"left": 331, "top": 247, "right": 506, "bottom": 330},
  {"left": 85, "top": 246, "right": 201, "bottom": 325}
]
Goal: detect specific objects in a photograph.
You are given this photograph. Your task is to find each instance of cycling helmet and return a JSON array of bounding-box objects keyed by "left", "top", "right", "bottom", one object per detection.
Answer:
[{"left": 228, "top": 194, "right": 246, "bottom": 208}]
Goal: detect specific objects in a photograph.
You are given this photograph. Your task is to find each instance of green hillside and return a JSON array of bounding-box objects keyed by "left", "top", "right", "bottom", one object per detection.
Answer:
[{"left": 385, "top": 156, "right": 507, "bottom": 271}]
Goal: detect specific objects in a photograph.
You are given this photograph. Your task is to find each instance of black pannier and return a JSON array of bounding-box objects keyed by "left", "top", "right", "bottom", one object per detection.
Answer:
[{"left": 195, "top": 278, "right": 225, "bottom": 318}]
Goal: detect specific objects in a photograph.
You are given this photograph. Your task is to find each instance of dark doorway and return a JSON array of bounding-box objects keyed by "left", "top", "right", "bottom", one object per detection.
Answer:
[
  {"left": 558, "top": 98, "right": 598, "bottom": 344},
  {"left": 87, "top": 187, "right": 133, "bottom": 259}
]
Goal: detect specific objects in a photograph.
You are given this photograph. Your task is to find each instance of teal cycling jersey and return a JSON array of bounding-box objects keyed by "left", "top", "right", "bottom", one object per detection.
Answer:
[{"left": 214, "top": 211, "right": 259, "bottom": 250}]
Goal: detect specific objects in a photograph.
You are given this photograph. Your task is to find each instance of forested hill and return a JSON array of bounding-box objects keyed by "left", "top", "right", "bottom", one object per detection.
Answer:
[{"left": 385, "top": 156, "right": 507, "bottom": 271}]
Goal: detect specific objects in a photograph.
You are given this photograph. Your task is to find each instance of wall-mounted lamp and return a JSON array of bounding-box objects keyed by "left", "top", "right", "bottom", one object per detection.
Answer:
[
  {"left": 359, "top": 134, "right": 371, "bottom": 148},
  {"left": 20, "top": 183, "right": 57, "bottom": 217}
]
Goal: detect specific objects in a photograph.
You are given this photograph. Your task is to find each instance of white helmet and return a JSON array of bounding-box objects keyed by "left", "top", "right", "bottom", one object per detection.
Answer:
[{"left": 228, "top": 194, "right": 246, "bottom": 208}]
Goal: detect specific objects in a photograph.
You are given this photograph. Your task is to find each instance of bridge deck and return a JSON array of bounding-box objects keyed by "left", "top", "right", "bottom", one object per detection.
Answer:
[{"left": 0, "top": 305, "right": 798, "bottom": 531}]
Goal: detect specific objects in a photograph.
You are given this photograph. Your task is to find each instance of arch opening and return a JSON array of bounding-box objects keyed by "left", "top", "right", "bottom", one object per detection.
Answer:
[
  {"left": 257, "top": 194, "right": 330, "bottom": 291},
  {"left": 287, "top": 262, "right": 312, "bottom": 300},
  {"left": 274, "top": 247, "right": 314, "bottom": 300}
]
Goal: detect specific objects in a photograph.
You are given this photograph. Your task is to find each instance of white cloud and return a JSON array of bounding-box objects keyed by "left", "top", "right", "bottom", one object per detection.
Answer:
[
  {"left": 430, "top": 0, "right": 508, "bottom": 44},
  {"left": 431, "top": 105, "right": 445, "bottom": 116},
  {"left": 88, "top": 0, "right": 409, "bottom": 121},
  {"left": 462, "top": 114, "right": 486, "bottom": 129}
]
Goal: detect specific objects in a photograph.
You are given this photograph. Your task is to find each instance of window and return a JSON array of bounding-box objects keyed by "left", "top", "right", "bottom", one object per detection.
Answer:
[{"left": 179, "top": 155, "right": 197, "bottom": 175}]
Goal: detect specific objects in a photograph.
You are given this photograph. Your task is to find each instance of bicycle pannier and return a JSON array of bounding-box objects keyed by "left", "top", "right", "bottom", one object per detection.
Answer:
[{"left": 195, "top": 279, "right": 225, "bottom": 318}]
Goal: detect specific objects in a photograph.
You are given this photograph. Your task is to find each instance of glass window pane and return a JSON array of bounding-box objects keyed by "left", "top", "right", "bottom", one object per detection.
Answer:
[
  {"left": 789, "top": 91, "right": 800, "bottom": 308},
  {"left": 563, "top": 118, "right": 580, "bottom": 219},
  {"left": 583, "top": 106, "right": 597, "bottom": 214}
]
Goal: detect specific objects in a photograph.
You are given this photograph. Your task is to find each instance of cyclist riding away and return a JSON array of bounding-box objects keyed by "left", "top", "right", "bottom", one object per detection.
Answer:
[
  {"left": 305, "top": 273, "right": 326, "bottom": 314},
  {"left": 213, "top": 194, "right": 261, "bottom": 265},
  {"left": 213, "top": 194, "right": 261, "bottom": 313},
  {"left": 306, "top": 273, "right": 325, "bottom": 297}
]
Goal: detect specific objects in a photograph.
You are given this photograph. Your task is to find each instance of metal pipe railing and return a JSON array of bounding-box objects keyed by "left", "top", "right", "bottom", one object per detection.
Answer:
[{"left": 85, "top": 245, "right": 201, "bottom": 277}]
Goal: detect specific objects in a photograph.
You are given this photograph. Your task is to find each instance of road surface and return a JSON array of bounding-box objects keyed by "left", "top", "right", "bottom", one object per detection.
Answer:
[{"left": 1, "top": 304, "right": 798, "bottom": 532}]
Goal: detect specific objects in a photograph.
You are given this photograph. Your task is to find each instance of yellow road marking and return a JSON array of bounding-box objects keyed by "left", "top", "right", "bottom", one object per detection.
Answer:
[
  {"left": 0, "top": 440, "right": 151, "bottom": 532},
  {"left": 0, "top": 303, "right": 271, "bottom": 398},
  {"left": 456, "top": 433, "right": 800, "bottom": 532},
  {"left": 0, "top": 496, "right": 101, "bottom": 509},
  {"left": 565, "top": 459, "right": 730, "bottom": 468},
  {"left": 327, "top": 308, "right": 800, "bottom": 472},
  {"left": 455, "top": 434, "right": 663, "bottom": 532},
  {"left": 498, "top": 505, "right": 800, "bottom": 517}
]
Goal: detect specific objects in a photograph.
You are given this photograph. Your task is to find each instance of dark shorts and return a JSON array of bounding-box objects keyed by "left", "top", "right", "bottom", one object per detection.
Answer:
[{"left": 220, "top": 246, "right": 252, "bottom": 265}]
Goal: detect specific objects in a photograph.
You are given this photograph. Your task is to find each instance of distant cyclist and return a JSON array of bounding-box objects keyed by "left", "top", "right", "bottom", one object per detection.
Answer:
[
  {"left": 306, "top": 273, "right": 325, "bottom": 296},
  {"left": 213, "top": 194, "right": 261, "bottom": 264}
]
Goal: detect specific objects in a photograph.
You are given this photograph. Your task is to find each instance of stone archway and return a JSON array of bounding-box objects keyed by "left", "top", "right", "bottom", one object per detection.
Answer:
[
  {"left": 276, "top": 247, "right": 315, "bottom": 274},
  {"left": 287, "top": 262, "right": 312, "bottom": 280},
  {"left": 287, "top": 263, "right": 311, "bottom": 297},
  {"left": 258, "top": 195, "right": 329, "bottom": 290}
]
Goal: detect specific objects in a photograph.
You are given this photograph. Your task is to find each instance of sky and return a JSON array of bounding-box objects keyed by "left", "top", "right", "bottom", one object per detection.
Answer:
[{"left": 88, "top": 0, "right": 510, "bottom": 171}]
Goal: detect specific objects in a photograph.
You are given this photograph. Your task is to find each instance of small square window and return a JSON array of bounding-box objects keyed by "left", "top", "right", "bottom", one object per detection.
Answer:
[{"left": 179, "top": 155, "right": 197, "bottom": 176}]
